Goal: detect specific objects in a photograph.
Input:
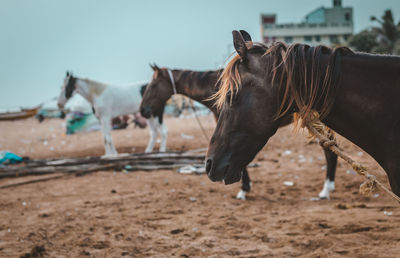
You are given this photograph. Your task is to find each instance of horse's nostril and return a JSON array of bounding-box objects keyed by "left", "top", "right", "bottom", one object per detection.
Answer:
[{"left": 205, "top": 158, "right": 213, "bottom": 173}]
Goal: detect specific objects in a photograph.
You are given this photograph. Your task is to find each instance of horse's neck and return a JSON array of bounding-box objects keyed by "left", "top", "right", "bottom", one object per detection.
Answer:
[
  {"left": 173, "top": 70, "right": 220, "bottom": 110},
  {"left": 75, "top": 78, "right": 106, "bottom": 104},
  {"left": 324, "top": 53, "right": 400, "bottom": 167}
]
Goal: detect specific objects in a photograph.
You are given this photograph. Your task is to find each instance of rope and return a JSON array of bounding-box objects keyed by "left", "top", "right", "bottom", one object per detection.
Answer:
[
  {"left": 167, "top": 69, "right": 178, "bottom": 95},
  {"left": 166, "top": 69, "right": 183, "bottom": 116},
  {"left": 166, "top": 69, "right": 209, "bottom": 143},
  {"left": 189, "top": 101, "right": 210, "bottom": 143},
  {"left": 300, "top": 111, "right": 400, "bottom": 204}
]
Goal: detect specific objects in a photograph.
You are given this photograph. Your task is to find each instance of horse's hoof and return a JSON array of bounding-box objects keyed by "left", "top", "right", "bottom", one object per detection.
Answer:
[
  {"left": 318, "top": 179, "right": 334, "bottom": 200},
  {"left": 236, "top": 190, "right": 246, "bottom": 200},
  {"left": 318, "top": 194, "right": 330, "bottom": 200},
  {"left": 103, "top": 153, "right": 118, "bottom": 157}
]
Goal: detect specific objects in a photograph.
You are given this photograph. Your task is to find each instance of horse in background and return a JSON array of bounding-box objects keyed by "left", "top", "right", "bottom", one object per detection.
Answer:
[
  {"left": 139, "top": 65, "right": 338, "bottom": 200},
  {"left": 57, "top": 71, "right": 166, "bottom": 156},
  {"left": 206, "top": 30, "right": 400, "bottom": 197},
  {"left": 140, "top": 84, "right": 168, "bottom": 153}
]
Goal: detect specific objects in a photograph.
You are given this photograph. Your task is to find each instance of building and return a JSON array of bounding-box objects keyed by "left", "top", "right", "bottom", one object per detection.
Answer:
[{"left": 261, "top": 0, "right": 353, "bottom": 46}]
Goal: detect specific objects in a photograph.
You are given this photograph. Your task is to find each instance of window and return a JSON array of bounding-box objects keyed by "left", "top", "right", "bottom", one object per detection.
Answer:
[
  {"left": 315, "top": 35, "right": 321, "bottom": 42},
  {"left": 304, "top": 35, "right": 312, "bottom": 42},
  {"left": 329, "top": 35, "right": 339, "bottom": 44},
  {"left": 343, "top": 34, "right": 350, "bottom": 41},
  {"left": 345, "top": 12, "right": 351, "bottom": 21},
  {"left": 334, "top": 0, "right": 342, "bottom": 7},
  {"left": 284, "top": 36, "right": 293, "bottom": 43}
]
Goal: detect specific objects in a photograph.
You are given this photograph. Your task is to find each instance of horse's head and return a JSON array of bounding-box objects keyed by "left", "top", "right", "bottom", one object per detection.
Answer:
[
  {"left": 57, "top": 71, "right": 77, "bottom": 109},
  {"left": 205, "top": 30, "right": 285, "bottom": 184},
  {"left": 140, "top": 64, "right": 174, "bottom": 118}
]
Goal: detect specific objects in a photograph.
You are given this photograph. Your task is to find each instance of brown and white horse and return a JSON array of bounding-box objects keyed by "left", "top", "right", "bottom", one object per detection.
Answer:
[
  {"left": 57, "top": 72, "right": 166, "bottom": 156},
  {"left": 140, "top": 65, "right": 338, "bottom": 200}
]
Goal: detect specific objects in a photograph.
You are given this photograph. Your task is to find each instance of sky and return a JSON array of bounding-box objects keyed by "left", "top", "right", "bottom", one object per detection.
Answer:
[{"left": 0, "top": 0, "right": 399, "bottom": 108}]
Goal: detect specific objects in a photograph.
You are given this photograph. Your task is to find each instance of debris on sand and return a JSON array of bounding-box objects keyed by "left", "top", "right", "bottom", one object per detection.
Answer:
[
  {"left": 177, "top": 165, "right": 205, "bottom": 174},
  {"left": 335, "top": 203, "right": 367, "bottom": 210},
  {"left": 181, "top": 133, "right": 194, "bottom": 139},
  {"left": 20, "top": 245, "right": 46, "bottom": 258},
  {"left": 283, "top": 181, "right": 294, "bottom": 186},
  {"left": 170, "top": 228, "right": 184, "bottom": 235}
]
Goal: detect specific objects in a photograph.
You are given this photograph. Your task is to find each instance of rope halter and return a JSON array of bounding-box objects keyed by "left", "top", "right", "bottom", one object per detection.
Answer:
[{"left": 167, "top": 69, "right": 177, "bottom": 95}]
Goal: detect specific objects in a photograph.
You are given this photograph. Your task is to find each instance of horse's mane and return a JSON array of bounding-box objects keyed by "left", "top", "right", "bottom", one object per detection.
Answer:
[{"left": 213, "top": 41, "right": 354, "bottom": 122}]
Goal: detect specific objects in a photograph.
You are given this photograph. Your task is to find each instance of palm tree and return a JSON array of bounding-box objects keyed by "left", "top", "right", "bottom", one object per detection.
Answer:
[{"left": 370, "top": 10, "right": 400, "bottom": 54}]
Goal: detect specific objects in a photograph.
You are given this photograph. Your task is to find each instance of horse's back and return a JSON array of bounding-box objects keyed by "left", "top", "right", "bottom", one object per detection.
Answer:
[{"left": 96, "top": 83, "right": 144, "bottom": 116}]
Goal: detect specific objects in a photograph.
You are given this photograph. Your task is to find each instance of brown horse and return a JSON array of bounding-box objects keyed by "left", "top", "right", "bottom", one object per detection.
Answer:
[
  {"left": 140, "top": 64, "right": 339, "bottom": 199},
  {"left": 206, "top": 30, "right": 400, "bottom": 197}
]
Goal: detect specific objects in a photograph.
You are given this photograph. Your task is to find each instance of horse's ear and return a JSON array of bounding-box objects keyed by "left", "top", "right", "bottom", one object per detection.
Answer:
[
  {"left": 240, "top": 30, "right": 254, "bottom": 48},
  {"left": 240, "top": 30, "right": 252, "bottom": 42},
  {"left": 232, "top": 30, "right": 248, "bottom": 60},
  {"left": 150, "top": 63, "right": 160, "bottom": 71},
  {"left": 66, "top": 71, "right": 70, "bottom": 77}
]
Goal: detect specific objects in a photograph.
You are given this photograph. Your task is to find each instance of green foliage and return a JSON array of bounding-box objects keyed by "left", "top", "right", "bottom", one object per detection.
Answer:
[
  {"left": 348, "top": 29, "right": 378, "bottom": 53},
  {"left": 350, "top": 9, "right": 400, "bottom": 54}
]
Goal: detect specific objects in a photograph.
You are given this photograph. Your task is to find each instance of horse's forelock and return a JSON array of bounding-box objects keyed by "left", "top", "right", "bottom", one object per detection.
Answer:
[
  {"left": 211, "top": 54, "right": 242, "bottom": 111},
  {"left": 211, "top": 43, "right": 269, "bottom": 111}
]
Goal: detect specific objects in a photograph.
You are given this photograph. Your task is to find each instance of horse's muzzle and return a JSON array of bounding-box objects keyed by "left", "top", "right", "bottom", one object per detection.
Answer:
[
  {"left": 140, "top": 106, "right": 152, "bottom": 119},
  {"left": 205, "top": 156, "right": 241, "bottom": 184}
]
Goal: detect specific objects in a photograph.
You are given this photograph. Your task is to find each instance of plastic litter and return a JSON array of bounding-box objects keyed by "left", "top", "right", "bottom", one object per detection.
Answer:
[
  {"left": 346, "top": 169, "right": 357, "bottom": 175},
  {"left": 180, "top": 133, "right": 194, "bottom": 139},
  {"left": 283, "top": 181, "right": 294, "bottom": 186},
  {"left": 282, "top": 150, "right": 292, "bottom": 156},
  {"left": 177, "top": 165, "right": 205, "bottom": 174},
  {"left": 0, "top": 151, "right": 23, "bottom": 165}
]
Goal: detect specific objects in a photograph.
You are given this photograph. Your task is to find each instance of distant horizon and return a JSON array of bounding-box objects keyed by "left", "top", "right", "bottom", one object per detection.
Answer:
[{"left": 1, "top": 0, "right": 399, "bottom": 109}]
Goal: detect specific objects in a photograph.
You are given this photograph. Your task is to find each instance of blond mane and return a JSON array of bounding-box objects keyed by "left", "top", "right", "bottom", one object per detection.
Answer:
[{"left": 211, "top": 54, "right": 242, "bottom": 110}]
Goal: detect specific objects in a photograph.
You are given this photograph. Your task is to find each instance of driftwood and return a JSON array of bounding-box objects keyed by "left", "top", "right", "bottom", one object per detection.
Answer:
[
  {"left": 0, "top": 152, "right": 205, "bottom": 179},
  {"left": 0, "top": 174, "right": 66, "bottom": 189}
]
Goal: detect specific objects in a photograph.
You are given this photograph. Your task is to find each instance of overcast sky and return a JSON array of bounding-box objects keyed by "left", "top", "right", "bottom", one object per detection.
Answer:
[{"left": 1, "top": 0, "right": 399, "bottom": 108}]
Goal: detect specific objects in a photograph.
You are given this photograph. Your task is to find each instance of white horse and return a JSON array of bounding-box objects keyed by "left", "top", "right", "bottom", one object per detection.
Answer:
[{"left": 57, "top": 71, "right": 167, "bottom": 156}]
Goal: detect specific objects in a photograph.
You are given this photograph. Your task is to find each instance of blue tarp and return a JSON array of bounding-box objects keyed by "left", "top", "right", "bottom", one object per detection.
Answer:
[{"left": 0, "top": 151, "right": 23, "bottom": 164}]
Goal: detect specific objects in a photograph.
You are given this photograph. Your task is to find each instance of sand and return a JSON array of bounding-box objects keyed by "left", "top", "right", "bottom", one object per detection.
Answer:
[{"left": 0, "top": 116, "right": 399, "bottom": 257}]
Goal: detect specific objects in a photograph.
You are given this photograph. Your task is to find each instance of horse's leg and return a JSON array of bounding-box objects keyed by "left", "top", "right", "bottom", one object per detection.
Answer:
[
  {"left": 100, "top": 117, "right": 117, "bottom": 156},
  {"left": 145, "top": 117, "right": 158, "bottom": 153},
  {"left": 159, "top": 121, "right": 168, "bottom": 152},
  {"left": 236, "top": 168, "right": 251, "bottom": 200},
  {"left": 318, "top": 147, "right": 338, "bottom": 199}
]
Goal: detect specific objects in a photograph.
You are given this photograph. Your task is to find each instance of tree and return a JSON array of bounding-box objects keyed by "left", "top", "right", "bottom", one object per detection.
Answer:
[
  {"left": 348, "top": 29, "right": 378, "bottom": 53},
  {"left": 350, "top": 9, "right": 400, "bottom": 54}
]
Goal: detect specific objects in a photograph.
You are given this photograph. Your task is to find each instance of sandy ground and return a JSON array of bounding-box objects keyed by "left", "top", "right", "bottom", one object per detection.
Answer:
[{"left": 0, "top": 116, "right": 399, "bottom": 257}]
